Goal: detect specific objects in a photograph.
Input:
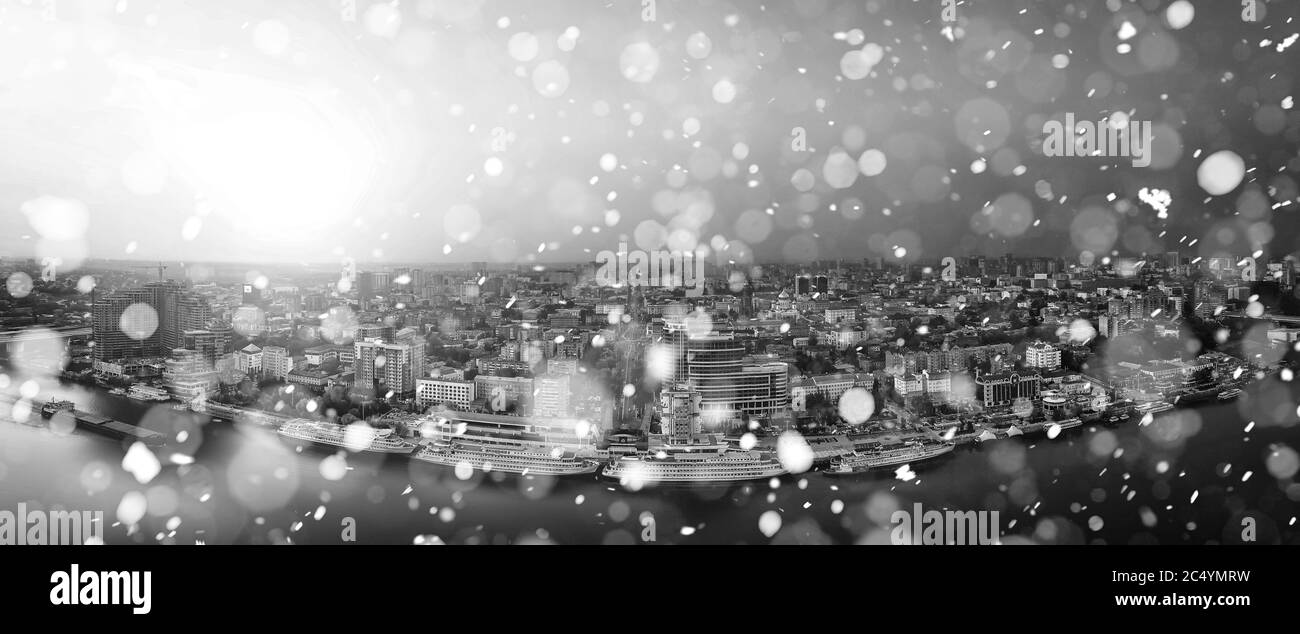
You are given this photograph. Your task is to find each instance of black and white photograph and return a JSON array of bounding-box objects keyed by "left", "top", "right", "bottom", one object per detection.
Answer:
[{"left": 1, "top": 0, "right": 1298, "bottom": 618}]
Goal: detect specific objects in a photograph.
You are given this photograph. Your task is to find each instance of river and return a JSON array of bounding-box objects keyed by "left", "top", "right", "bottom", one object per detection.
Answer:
[{"left": 1, "top": 376, "right": 1298, "bottom": 545}]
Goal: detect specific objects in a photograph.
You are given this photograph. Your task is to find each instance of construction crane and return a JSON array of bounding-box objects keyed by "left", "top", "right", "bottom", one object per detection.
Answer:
[{"left": 129, "top": 262, "right": 168, "bottom": 281}]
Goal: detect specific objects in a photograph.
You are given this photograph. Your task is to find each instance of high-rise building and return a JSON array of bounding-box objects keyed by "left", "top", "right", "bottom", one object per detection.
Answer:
[
  {"left": 92, "top": 288, "right": 156, "bottom": 360},
  {"left": 534, "top": 374, "right": 572, "bottom": 417},
  {"left": 661, "top": 320, "right": 790, "bottom": 425},
  {"left": 357, "top": 271, "right": 392, "bottom": 311},
  {"left": 262, "top": 345, "right": 294, "bottom": 381},
  {"left": 1169, "top": 294, "right": 1187, "bottom": 317},
  {"left": 1098, "top": 314, "right": 1125, "bottom": 339},
  {"left": 91, "top": 282, "right": 209, "bottom": 360},
  {"left": 739, "top": 280, "right": 755, "bottom": 318},
  {"left": 1024, "top": 341, "right": 1062, "bottom": 370},
  {"left": 354, "top": 339, "right": 423, "bottom": 399},
  {"left": 170, "top": 290, "right": 211, "bottom": 350},
  {"left": 794, "top": 275, "right": 811, "bottom": 295},
  {"left": 357, "top": 272, "right": 374, "bottom": 311}
]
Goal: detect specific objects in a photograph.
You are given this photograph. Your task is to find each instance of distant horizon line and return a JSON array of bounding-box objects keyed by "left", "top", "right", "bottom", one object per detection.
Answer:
[{"left": 0, "top": 251, "right": 1228, "bottom": 269}]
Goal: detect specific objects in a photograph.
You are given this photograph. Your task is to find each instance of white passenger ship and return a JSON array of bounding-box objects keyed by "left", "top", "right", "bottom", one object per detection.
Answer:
[
  {"left": 1047, "top": 417, "right": 1083, "bottom": 432},
  {"left": 601, "top": 437, "right": 787, "bottom": 484},
  {"left": 1135, "top": 401, "right": 1174, "bottom": 415},
  {"left": 824, "top": 440, "right": 953, "bottom": 475},
  {"left": 127, "top": 384, "right": 171, "bottom": 402},
  {"left": 277, "top": 419, "right": 417, "bottom": 455},
  {"left": 413, "top": 440, "right": 599, "bottom": 476}
]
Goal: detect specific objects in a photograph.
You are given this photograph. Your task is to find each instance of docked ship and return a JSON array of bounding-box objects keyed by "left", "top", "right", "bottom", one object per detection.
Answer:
[
  {"left": 1217, "top": 388, "right": 1242, "bottom": 402},
  {"left": 410, "top": 410, "right": 601, "bottom": 475},
  {"left": 824, "top": 440, "right": 954, "bottom": 476},
  {"left": 0, "top": 394, "right": 166, "bottom": 446},
  {"left": 1057, "top": 417, "right": 1083, "bottom": 430},
  {"left": 126, "top": 384, "right": 171, "bottom": 402},
  {"left": 601, "top": 384, "right": 787, "bottom": 484},
  {"left": 1135, "top": 401, "right": 1174, "bottom": 415},
  {"left": 413, "top": 440, "right": 599, "bottom": 476},
  {"left": 1044, "top": 417, "right": 1083, "bottom": 436},
  {"left": 601, "top": 446, "right": 787, "bottom": 484},
  {"left": 198, "top": 401, "right": 287, "bottom": 428},
  {"left": 277, "top": 419, "right": 417, "bottom": 455},
  {"left": 40, "top": 398, "right": 75, "bottom": 418}
]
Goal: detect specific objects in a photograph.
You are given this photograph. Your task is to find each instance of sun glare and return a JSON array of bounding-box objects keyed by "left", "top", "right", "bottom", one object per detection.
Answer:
[{"left": 153, "top": 75, "right": 378, "bottom": 241}]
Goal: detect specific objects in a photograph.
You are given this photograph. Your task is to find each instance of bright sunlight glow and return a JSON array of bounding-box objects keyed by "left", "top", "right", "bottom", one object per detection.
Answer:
[{"left": 145, "top": 71, "right": 379, "bottom": 242}]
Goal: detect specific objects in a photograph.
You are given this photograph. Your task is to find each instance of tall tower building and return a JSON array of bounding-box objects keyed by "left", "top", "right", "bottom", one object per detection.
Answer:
[
  {"left": 661, "top": 319, "right": 789, "bottom": 425},
  {"left": 534, "top": 374, "right": 572, "bottom": 417},
  {"left": 92, "top": 289, "right": 156, "bottom": 360},
  {"left": 794, "top": 275, "right": 811, "bottom": 295},
  {"left": 357, "top": 272, "right": 374, "bottom": 311},
  {"left": 91, "top": 282, "right": 209, "bottom": 360},
  {"left": 172, "top": 292, "right": 212, "bottom": 351},
  {"left": 354, "top": 339, "right": 422, "bottom": 399}
]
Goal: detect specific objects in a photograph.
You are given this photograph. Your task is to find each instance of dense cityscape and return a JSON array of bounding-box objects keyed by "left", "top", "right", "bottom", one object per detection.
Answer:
[
  {"left": 2, "top": 249, "right": 1295, "bottom": 490},
  {"left": 0, "top": 0, "right": 1298, "bottom": 559}
]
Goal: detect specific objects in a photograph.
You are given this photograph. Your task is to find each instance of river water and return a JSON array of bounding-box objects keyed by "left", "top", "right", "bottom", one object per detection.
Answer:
[{"left": 2, "top": 377, "right": 1299, "bottom": 545}]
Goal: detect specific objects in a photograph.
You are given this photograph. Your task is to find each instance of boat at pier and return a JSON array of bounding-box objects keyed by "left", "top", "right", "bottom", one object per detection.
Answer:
[
  {"left": 601, "top": 446, "right": 787, "bottom": 483},
  {"left": 126, "top": 384, "right": 170, "bottom": 402},
  {"left": 40, "top": 398, "right": 75, "bottom": 418},
  {"left": 413, "top": 439, "right": 599, "bottom": 476},
  {"left": 277, "top": 419, "right": 418, "bottom": 455},
  {"left": 824, "top": 439, "right": 954, "bottom": 475}
]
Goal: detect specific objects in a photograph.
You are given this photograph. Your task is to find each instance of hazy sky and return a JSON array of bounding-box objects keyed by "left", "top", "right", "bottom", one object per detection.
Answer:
[{"left": 1, "top": 0, "right": 1298, "bottom": 272}]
